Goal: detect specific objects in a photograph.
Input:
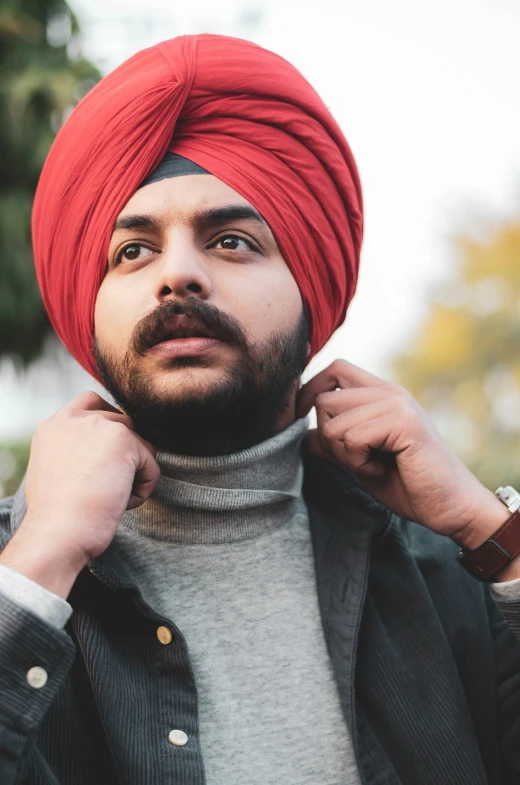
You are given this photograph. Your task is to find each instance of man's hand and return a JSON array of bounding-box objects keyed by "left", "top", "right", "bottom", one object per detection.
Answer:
[
  {"left": 0, "top": 392, "right": 159, "bottom": 598},
  {"left": 297, "top": 360, "right": 508, "bottom": 551}
]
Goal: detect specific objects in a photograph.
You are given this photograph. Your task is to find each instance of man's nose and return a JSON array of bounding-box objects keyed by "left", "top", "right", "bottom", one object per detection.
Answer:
[{"left": 153, "top": 232, "right": 212, "bottom": 302}]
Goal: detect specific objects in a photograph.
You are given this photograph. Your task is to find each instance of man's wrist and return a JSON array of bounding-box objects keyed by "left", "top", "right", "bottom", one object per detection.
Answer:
[
  {"left": 451, "top": 491, "right": 509, "bottom": 552},
  {"left": 450, "top": 489, "right": 520, "bottom": 582},
  {"left": 0, "top": 535, "right": 87, "bottom": 600}
]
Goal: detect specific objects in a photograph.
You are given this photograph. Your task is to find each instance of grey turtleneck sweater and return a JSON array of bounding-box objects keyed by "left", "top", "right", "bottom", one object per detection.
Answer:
[{"left": 0, "top": 418, "right": 360, "bottom": 785}]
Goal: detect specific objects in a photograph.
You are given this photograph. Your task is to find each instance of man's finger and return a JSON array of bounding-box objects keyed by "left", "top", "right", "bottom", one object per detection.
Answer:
[
  {"left": 332, "top": 413, "right": 398, "bottom": 477},
  {"left": 297, "top": 360, "right": 387, "bottom": 417},
  {"left": 89, "top": 411, "right": 136, "bottom": 430},
  {"left": 65, "top": 391, "right": 122, "bottom": 415},
  {"left": 313, "top": 385, "right": 402, "bottom": 421},
  {"left": 305, "top": 423, "right": 388, "bottom": 478},
  {"left": 127, "top": 436, "right": 160, "bottom": 510},
  {"left": 318, "top": 399, "right": 395, "bottom": 444},
  {"left": 302, "top": 428, "right": 333, "bottom": 460}
]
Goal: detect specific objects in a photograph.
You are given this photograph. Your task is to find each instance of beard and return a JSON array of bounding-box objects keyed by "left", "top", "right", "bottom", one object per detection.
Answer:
[{"left": 94, "top": 298, "right": 309, "bottom": 456}]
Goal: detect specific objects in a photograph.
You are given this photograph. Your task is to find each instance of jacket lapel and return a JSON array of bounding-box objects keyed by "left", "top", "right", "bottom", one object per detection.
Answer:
[
  {"left": 304, "top": 455, "right": 392, "bottom": 784},
  {"left": 305, "top": 455, "right": 489, "bottom": 785}
]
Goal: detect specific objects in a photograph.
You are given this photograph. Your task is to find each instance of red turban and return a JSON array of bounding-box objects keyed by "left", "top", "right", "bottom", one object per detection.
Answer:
[{"left": 32, "top": 35, "right": 363, "bottom": 379}]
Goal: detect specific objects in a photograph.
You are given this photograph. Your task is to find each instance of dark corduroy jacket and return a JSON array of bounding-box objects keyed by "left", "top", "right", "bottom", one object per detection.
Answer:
[{"left": 1, "top": 455, "right": 520, "bottom": 785}]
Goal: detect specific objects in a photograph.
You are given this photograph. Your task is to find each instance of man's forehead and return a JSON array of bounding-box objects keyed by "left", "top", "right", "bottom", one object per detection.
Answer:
[
  {"left": 113, "top": 173, "right": 267, "bottom": 233},
  {"left": 115, "top": 151, "right": 247, "bottom": 224}
]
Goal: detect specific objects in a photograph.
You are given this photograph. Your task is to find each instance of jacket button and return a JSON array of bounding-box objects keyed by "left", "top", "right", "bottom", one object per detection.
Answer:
[
  {"left": 157, "top": 626, "right": 173, "bottom": 645},
  {"left": 27, "top": 666, "right": 48, "bottom": 689},
  {"left": 169, "top": 730, "right": 188, "bottom": 747}
]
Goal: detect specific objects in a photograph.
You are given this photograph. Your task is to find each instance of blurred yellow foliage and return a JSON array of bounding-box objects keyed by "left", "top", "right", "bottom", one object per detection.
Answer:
[
  {"left": 412, "top": 308, "right": 471, "bottom": 373},
  {"left": 460, "top": 225, "right": 520, "bottom": 284},
  {"left": 393, "top": 209, "right": 520, "bottom": 490}
]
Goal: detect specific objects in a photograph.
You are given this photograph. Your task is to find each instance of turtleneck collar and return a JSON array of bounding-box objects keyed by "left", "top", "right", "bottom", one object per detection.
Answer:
[{"left": 120, "top": 417, "right": 309, "bottom": 545}]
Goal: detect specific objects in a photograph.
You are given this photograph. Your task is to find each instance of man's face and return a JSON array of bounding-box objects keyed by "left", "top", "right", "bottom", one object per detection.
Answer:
[{"left": 94, "top": 173, "right": 308, "bottom": 454}]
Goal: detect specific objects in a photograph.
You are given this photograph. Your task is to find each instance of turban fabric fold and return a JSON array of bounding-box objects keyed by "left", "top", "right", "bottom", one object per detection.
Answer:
[{"left": 32, "top": 35, "right": 363, "bottom": 379}]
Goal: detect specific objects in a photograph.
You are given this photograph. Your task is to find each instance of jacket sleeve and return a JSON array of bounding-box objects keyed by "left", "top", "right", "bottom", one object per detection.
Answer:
[
  {"left": 491, "top": 577, "right": 520, "bottom": 639},
  {"left": 485, "top": 586, "right": 520, "bottom": 781},
  {"left": 0, "top": 498, "right": 76, "bottom": 785}
]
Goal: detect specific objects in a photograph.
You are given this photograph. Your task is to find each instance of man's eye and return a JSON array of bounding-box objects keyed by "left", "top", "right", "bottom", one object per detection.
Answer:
[
  {"left": 214, "top": 235, "right": 254, "bottom": 252},
  {"left": 117, "top": 244, "right": 153, "bottom": 263}
]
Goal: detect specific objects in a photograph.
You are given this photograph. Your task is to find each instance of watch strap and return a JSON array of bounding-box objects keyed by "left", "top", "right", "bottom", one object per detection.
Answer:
[{"left": 457, "top": 509, "right": 520, "bottom": 581}]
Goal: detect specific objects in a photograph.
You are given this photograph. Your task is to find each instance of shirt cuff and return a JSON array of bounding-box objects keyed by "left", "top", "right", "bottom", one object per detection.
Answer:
[
  {"left": 0, "top": 564, "right": 72, "bottom": 629},
  {"left": 490, "top": 575, "right": 520, "bottom": 602}
]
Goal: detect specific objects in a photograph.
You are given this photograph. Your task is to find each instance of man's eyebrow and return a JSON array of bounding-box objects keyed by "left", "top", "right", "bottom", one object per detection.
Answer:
[
  {"left": 194, "top": 205, "right": 268, "bottom": 228},
  {"left": 112, "top": 214, "right": 157, "bottom": 233},
  {"left": 111, "top": 205, "right": 269, "bottom": 234}
]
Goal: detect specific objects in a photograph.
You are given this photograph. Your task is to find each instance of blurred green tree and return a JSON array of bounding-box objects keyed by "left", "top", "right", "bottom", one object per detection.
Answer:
[
  {"left": 0, "top": 0, "right": 100, "bottom": 363},
  {"left": 0, "top": 439, "right": 30, "bottom": 498},
  {"left": 393, "top": 211, "right": 520, "bottom": 491}
]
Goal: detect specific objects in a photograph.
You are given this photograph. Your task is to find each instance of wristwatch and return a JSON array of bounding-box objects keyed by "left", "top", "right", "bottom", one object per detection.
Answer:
[{"left": 457, "top": 486, "right": 520, "bottom": 582}]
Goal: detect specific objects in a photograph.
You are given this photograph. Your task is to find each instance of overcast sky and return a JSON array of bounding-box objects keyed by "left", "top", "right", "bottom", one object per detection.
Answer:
[{"left": 1, "top": 0, "right": 519, "bottom": 439}]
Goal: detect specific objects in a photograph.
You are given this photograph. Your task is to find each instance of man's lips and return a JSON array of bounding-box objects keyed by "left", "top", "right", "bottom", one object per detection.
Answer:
[
  {"left": 148, "top": 336, "right": 224, "bottom": 358},
  {"left": 142, "top": 314, "right": 227, "bottom": 358}
]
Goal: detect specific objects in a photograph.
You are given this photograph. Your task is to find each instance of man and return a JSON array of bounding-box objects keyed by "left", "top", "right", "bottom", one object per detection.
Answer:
[{"left": 1, "top": 34, "right": 520, "bottom": 785}]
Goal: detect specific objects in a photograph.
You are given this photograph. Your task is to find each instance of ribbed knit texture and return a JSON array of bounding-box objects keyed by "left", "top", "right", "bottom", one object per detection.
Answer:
[
  {"left": 114, "top": 417, "right": 360, "bottom": 785},
  {"left": 121, "top": 419, "right": 305, "bottom": 544}
]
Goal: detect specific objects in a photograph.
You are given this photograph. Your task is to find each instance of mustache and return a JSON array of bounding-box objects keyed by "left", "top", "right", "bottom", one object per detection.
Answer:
[{"left": 132, "top": 298, "right": 249, "bottom": 355}]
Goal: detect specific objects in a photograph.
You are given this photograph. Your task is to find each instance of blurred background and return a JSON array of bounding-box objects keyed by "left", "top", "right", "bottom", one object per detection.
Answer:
[{"left": 1, "top": 0, "right": 519, "bottom": 497}]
